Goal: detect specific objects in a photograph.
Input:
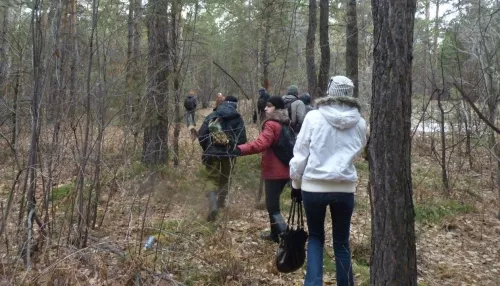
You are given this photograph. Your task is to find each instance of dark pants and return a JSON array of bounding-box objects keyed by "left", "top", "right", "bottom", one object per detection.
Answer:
[
  {"left": 265, "top": 179, "right": 289, "bottom": 239},
  {"left": 204, "top": 157, "right": 235, "bottom": 206},
  {"left": 302, "top": 191, "right": 355, "bottom": 286},
  {"left": 185, "top": 110, "right": 196, "bottom": 127}
]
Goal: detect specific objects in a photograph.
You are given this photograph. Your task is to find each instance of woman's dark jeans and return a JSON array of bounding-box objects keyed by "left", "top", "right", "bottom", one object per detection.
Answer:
[
  {"left": 302, "top": 191, "right": 355, "bottom": 286},
  {"left": 264, "top": 179, "right": 289, "bottom": 240}
]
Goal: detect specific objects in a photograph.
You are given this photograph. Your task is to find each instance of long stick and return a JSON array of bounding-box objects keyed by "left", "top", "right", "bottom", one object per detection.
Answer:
[{"left": 212, "top": 61, "right": 250, "bottom": 100}]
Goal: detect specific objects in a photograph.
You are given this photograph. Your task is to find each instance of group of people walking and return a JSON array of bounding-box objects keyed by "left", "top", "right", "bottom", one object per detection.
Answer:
[{"left": 189, "top": 76, "right": 367, "bottom": 285}]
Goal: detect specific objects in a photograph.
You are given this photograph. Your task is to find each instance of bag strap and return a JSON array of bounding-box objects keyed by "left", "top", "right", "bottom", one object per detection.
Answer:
[
  {"left": 297, "top": 200, "right": 304, "bottom": 228},
  {"left": 286, "top": 199, "right": 296, "bottom": 227},
  {"left": 286, "top": 199, "right": 306, "bottom": 229}
]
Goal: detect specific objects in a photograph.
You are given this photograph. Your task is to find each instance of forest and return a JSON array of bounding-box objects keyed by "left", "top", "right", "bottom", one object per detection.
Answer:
[{"left": 0, "top": 0, "right": 499, "bottom": 284}]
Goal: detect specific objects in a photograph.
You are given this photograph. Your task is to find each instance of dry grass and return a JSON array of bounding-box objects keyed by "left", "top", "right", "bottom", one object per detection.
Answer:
[{"left": 0, "top": 106, "right": 499, "bottom": 285}]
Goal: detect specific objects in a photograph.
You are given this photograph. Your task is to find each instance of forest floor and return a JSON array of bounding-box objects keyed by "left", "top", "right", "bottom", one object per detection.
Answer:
[{"left": 1, "top": 106, "right": 500, "bottom": 285}]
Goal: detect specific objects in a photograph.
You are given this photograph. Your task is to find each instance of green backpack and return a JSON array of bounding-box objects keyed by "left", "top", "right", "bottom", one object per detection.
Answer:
[{"left": 208, "top": 117, "right": 230, "bottom": 146}]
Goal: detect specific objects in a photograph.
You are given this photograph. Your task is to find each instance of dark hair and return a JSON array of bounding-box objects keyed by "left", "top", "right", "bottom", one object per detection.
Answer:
[
  {"left": 225, "top": 95, "right": 238, "bottom": 102},
  {"left": 267, "top": 95, "right": 285, "bottom": 109},
  {"left": 299, "top": 93, "right": 311, "bottom": 105}
]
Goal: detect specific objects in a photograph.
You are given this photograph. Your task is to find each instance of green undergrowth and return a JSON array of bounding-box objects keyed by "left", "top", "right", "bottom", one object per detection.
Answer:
[
  {"left": 323, "top": 249, "right": 370, "bottom": 285},
  {"left": 415, "top": 199, "right": 475, "bottom": 224},
  {"left": 51, "top": 183, "right": 73, "bottom": 201}
]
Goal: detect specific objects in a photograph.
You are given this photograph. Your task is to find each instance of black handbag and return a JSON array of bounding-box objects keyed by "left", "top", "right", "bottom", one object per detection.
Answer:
[{"left": 275, "top": 197, "right": 308, "bottom": 273}]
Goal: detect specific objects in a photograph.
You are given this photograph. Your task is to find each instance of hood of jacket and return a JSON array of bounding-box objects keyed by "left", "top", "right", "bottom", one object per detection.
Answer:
[
  {"left": 264, "top": 109, "right": 290, "bottom": 125},
  {"left": 315, "top": 96, "right": 361, "bottom": 130},
  {"left": 282, "top": 94, "right": 298, "bottom": 104},
  {"left": 215, "top": 101, "right": 240, "bottom": 119}
]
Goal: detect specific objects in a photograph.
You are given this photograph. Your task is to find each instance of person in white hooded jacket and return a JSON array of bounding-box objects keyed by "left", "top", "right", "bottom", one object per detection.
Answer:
[{"left": 289, "top": 79, "right": 366, "bottom": 286}]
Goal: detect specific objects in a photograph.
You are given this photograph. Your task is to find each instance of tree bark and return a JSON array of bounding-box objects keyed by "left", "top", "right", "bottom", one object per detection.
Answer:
[
  {"left": 143, "top": 0, "right": 169, "bottom": 165},
  {"left": 345, "top": 0, "right": 358, "bottom": 98},
  {"left": 316, "top": 0, "right": 330, "bottom": 98},
  {"left": 172, "top": 0, "right": 181, "bottom": 167},
  {"left": 369, "top": 0, "right": 418, "bottom": 284},
  {"left": 261, "top": 0, "right": 271, "bottom": 90},
  {"left": 437, "top": 91, "right": 450, "bottom": 194},
  {"left": 126, "top": 0, "right": 133, "bottom": 84},
  {"left": 433, "top": 0, "right": 440, "bottom": 60},
  {"left": 305, "top": 0, "right": 317, "bottom": 97},
  {"left": 25, "top": 0, "right": 45, "bottom": 268},
  {"left": 68, "top": 0, "right": 78, "bottom": 118},
  {"left": 0, "top": 1, "right": 8, "bottom": 97}
]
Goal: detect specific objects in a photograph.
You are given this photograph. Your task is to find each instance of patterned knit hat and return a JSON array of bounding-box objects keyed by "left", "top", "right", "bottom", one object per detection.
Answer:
[{"left": 327, "top": 76, "right": 354, "bottom": 97}]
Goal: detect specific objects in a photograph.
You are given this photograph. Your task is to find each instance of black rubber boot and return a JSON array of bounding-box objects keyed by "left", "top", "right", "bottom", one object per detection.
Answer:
[
  {"left": 271, "top": 213, "right": 287, "bottom": 238},
  {"left": 260, "top": 214, "right": 287, "bottom": 243},
  {"left": 207, "top": 191, "right": 218, "bottom": 222}
]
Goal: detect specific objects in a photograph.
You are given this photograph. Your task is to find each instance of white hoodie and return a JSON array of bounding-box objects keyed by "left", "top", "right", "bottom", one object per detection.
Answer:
[{"left": 290, "top": 96, "right": 367, "bottom": 193}]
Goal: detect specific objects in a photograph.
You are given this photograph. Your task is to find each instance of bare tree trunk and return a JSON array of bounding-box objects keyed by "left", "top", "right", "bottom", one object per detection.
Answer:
[
  {"left": 261, "top": 0, "right": 271, "bottom": 90},
  {"left": 25, "top": 0, "right": 46, "bottom": 268},
  {"left": 132, "top": 0, "right": 142, "bottom": 144},
  {"left": 278, "top": 1, "right": 299, "bottom": 92},
  {"left": 0, "top": 1, "right": 8, "bottom": 96},
  {"left": 68, "top": 0, "right": 78, "bottom": 118},
  {"left": 126, "top": 0, "right": 133, "bottom": 83},
  {"left": 11, "top": 45, "right": 23, "bottom": 155},
  {"left": 78, "top": 0, "right": 99, "bottom": 248},
  {"left": 92, "top": 21, "right": 108, "bottom": 229},
  {"left": 417, "top": 0, "right": 430, "bottom": 142},
  {"left": 143, "top": 0, "right": 169, "bottom": 165},
  {"left": 172, "top": 0, "right": 181, "bottom": 167},
  {"left": 433, "top": 0, "right": 440, "bottom": 59},
  {"left": 124, "top": 0, "right": 134, "bottom": 130},
  {"left": 369, "top": 0, "right": 417, "bottom": 283},
  {"left": 317, "top": 0, "right": 330, "bottom": 98},
  {"left": 305, "top": 0, "right": 317, "bottom": 97},
  {"left": 463, "top": 102, "right": 473, "bottom": 169},
  {"left": 437, "top": 91, "right": 450, "bottom": 194},
  {"left": 345, "top": 0, "right": 358, "bottom": 98}
]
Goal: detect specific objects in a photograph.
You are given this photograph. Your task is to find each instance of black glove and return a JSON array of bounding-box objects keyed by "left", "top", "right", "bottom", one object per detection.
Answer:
[
  {"left": 230, "top": 147, "right": 242, "bottom": 157},
  {"left": 291, "top": 187, "right": 302, "bottom": 202}
]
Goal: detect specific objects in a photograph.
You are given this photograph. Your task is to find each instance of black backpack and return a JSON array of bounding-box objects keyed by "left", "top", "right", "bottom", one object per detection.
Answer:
[
  {"left": 284, "top": 98, "right": 297, "bottom": 121},
  {"left": 271, "top": 124, "right": 296, "bottom": 166},
  {"left": 284, "top": 97, "right": 302, "bottom": 133},
  {"left": 184, "top": 96, "right": 197, "bottom": 111}
]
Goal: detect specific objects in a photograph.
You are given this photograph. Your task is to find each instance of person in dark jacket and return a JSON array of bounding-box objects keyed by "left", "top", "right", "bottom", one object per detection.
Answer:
[
  {"left": 233, "top": 96, "right": 290, "bottom": 242},
  {"left": 299, "top": 93, "right": 314, "bottom": 114},
  {"left": 198, "top": 95, "right": 247, "bottom": 221},
  {"left": 184, "top": 91, "right": 198, "bottom": 127},
  {"left": 253, "top": 88, "right": 270, "bottom": 124}
]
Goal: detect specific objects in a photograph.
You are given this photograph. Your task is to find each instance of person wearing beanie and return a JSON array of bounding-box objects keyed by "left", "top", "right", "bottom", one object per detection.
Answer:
[
  {"left": 198, "top": 94, "right": 247, "bottom": 222},
  {"left": 232, "top": 95, "right": 293, "bottom": 243},
  {"left": 224, "top": 95, "right": 238, "bottom": 102},
  {"left": 289, "top": 75, "right": 366, "bottom": 285},
  {"left": 253, "top": 88, "right": 270, "bottom": 124},
  {"left": 282, "top": 85, "right": 306, "bottom": 133},
  {"left": 299, "top": 93, "right": 314, "bottom": 114},
  {"left": 327, "top": 75, "right": 354, "bottom": 97}
]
